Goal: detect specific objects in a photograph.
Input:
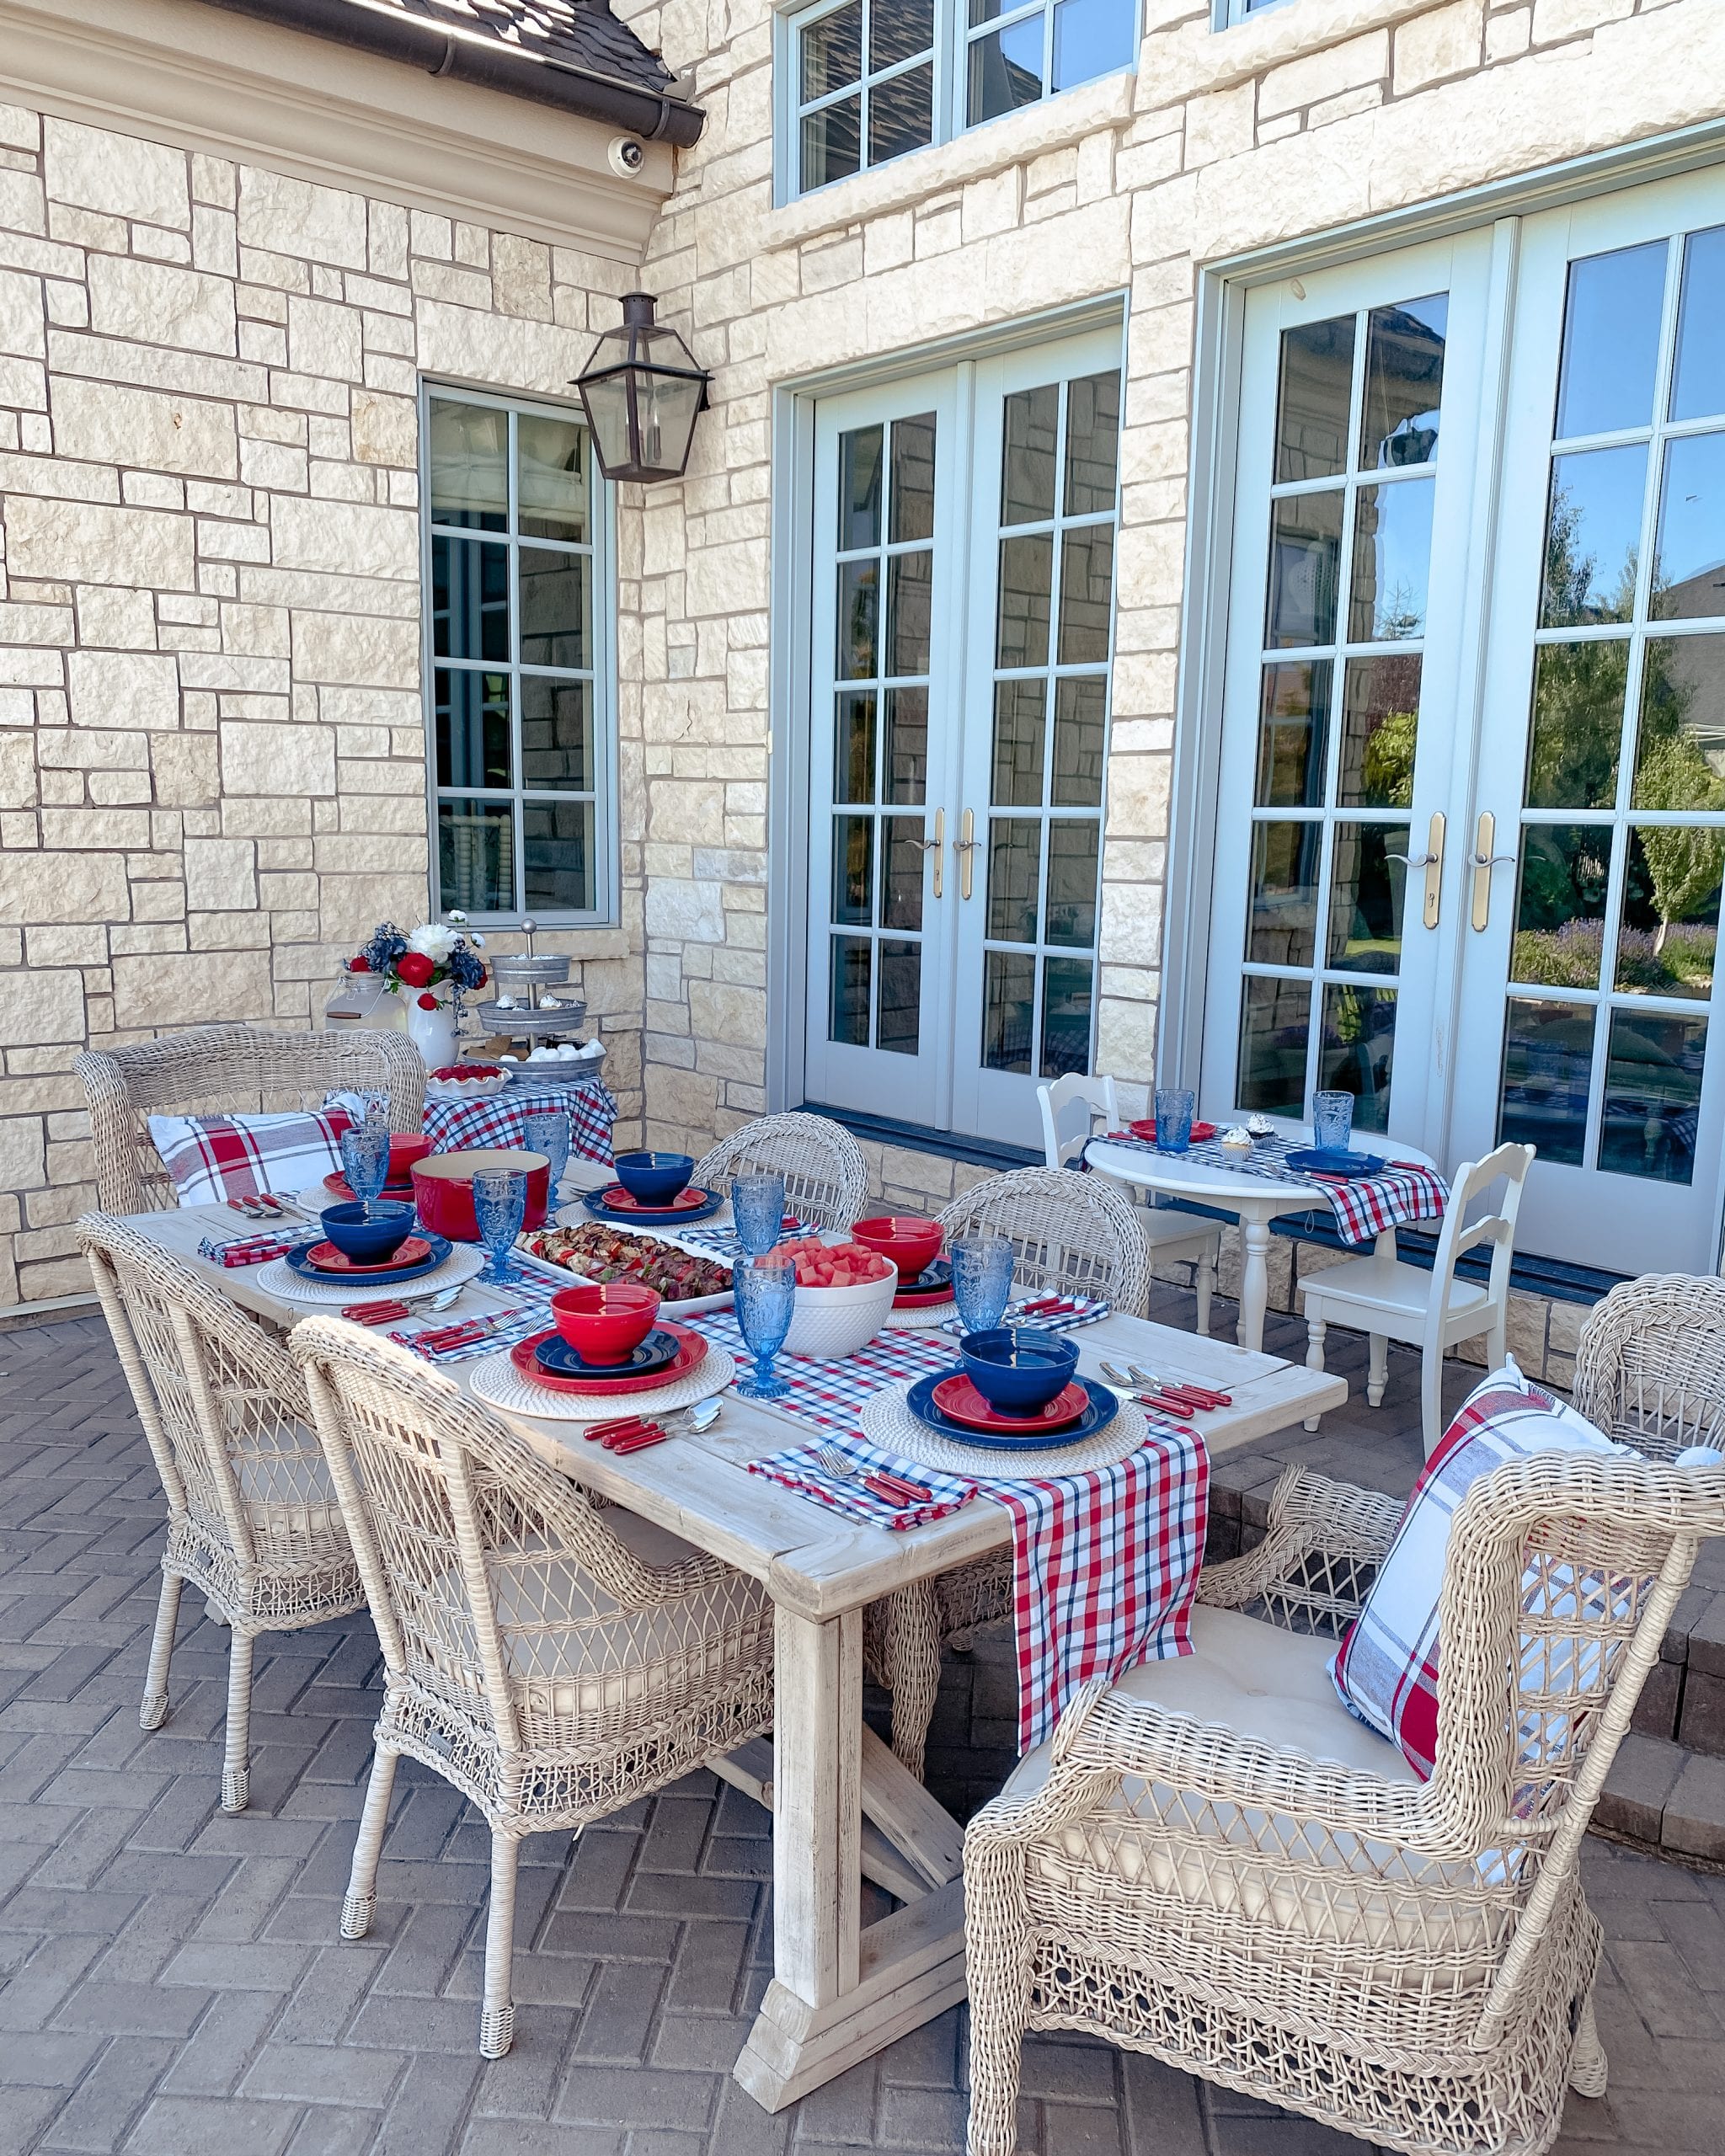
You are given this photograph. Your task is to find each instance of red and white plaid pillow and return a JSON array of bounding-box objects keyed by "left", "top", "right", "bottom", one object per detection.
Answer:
[
  {"left": 1329, "top": 1361, "right": 1626, "bottom": 1780},
  {"left": 148, "top": 1108, "right": 354, "bottom": 1208}
]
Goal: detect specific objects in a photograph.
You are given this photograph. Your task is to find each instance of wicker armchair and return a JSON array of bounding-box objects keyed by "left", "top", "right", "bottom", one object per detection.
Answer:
[
  {"left": 290, "top": 1316, "right": 775, "bottom": 2057},
  {"left": 1573, "top": 1272, "right": 1725, "bottom": 1461},
  {"left": 963, "top": 1452, "right": 1725, "bottom": 2156},
  {"left": 79, "top": 1214, "right": 366, "bottom": 1812},
  {"left": 77, "top": 1024, "right": 426, "bottom": 1214},
  {"left": 868, "top": 1167, "right": 1152, "bottom": 1778},
  {"left": 692, "top": 1111, "right": 869, "bottom": 1232}
]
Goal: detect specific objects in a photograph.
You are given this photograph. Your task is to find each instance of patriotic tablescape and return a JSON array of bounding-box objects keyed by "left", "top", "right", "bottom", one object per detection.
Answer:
[{"left": 1089, "top": 1127, "right": 1450, "bottom": 1246}]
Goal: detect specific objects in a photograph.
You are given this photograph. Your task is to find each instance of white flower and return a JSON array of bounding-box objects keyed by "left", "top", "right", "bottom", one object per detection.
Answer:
[
  {"left": 469, "top": 932, "right": 485, "bottom": 948},
  {"left": 446, "top": 909, "right": 468, "bottom": 925},
  {"left": 407, "top": 922, "right": 458, "bottom": 963}
]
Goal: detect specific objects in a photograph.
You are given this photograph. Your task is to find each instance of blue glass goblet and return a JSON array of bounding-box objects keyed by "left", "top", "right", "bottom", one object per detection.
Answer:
[
  {"left": 523, "top": 1109, "right": 571, "bottom": 1203},
  {"left": 1153, "top": 1088, "right": 1196, "bottom": 1153},
  {"left": 731, "top": 1171, "right": 787, "bottom": 1257},
  {"left": 951, "top": 1234, "right": 1015, "bottom": 1337},
  {"left": 340, "top": 1113, "right": 391, "bottom": 1220},
  {"left": 472, "top": 1167, "right": 527, "bottom": 1286},
  {"left": 734, "top": 1252, "right": 797, "bottom": 1400}
]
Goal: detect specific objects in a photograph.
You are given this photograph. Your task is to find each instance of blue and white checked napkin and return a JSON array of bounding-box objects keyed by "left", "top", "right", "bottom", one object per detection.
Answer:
[
  {"left": 748, "top": 1431, "right": 975, "bottom": 1530},
  {"left": 671, "top": 1217, "right": 815, "bottom": 1261},
  {"left": 938, "top": 1293, "right": 1111, "bottom": 1337}
]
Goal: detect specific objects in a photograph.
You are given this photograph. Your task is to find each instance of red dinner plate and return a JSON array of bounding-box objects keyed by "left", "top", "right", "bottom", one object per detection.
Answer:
[
  {"left": 1126, "top": 1119, "right": 1217, "bottom": 1144},
  {"left": 322, "top": 1172, "right": 415, "bottom": 1203},
  {"left": 594, "top": 1183, "right": 713, "bottom": 1214},
  {"left": 929, "top": 1374, "right": 1090, "bottom": 1434},
  {"left": 893, "top": 1282, "right": 954, "bottom": 1309},
  {"left": 304, "top": 1235, "right": 434, "bottom": 1275},
  {"left": 509, "top": 1321, "right": 708, "bottom": 1396}
]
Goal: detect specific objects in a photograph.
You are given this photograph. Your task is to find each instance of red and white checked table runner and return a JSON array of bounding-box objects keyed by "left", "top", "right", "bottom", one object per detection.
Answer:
[
  {"left": 421, "top": 1081, "right": 617, "bottom": 1166},
  {"left": 703, "top": 1311, "right": 1210, "bottom": 1752},
  {"left": 1091, "top": 1130, "right": 1449, "bottom": 1246}
]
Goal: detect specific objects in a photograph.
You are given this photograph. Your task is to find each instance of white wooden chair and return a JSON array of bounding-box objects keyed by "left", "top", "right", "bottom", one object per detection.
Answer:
[
  {"left": 963, "top": 1449, "right": 1725, "bottom": 2156},
  {"left": 1299, "top": 1142, "right": 1535, "bottom": 1456},
  {"left": 79, "top": 1214, "right": 366, "bottom": 1812},
  {"left": 1039, "top": 1074, "right": 1220, "bottom": 1337},
  {"left": 291, "top": 1316, "right": 774, "bottom": 2057}
]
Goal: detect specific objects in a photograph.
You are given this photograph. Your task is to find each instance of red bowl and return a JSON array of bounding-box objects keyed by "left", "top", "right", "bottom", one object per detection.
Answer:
[
  {"left": 387, "top": 1134, "right": 433, "bottom": 1183},
  {"left": 852, "top": 1214, "right": 943, "bottom": 1282},
  {"left": 551, "top": 1282, "right": 661, "bottom": 1365},
  {"left": 409, "top": 1148, "right": 551, "bottom": 1241}
]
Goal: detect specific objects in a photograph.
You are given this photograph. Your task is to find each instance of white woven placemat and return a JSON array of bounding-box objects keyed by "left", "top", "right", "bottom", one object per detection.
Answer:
[
  {"left": 467, "top": 1340, "right": 735, "bottom": 1423},
  {"left": 860, "top": 1382, "right": 1147, "bottom": 1476},
  {"left": 254, "top": 1244, "right": 484, "bottom": 1306},
  {"left": 876, "top": 1297, "right": 958, "bottom": 1331}
]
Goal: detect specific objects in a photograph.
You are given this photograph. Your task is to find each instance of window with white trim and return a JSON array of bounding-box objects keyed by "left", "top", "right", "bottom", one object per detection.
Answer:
[
  {"left": 422, "top": 388, "right": 617, "bottom": 926},
  {"left": 783, "top": 0, "right": 1138, "bottom": 197}
]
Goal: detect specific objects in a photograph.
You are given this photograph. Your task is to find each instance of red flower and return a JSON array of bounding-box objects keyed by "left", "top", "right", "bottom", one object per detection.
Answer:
[
  {"left": 348, "top": 955, "right": 371, "bottom": 973},
  {"left": 395, "top": 951, "right": 435, "bottom": 988},
  {"left": 416, "top": 992, "right": 440, "bottom": 1011}
]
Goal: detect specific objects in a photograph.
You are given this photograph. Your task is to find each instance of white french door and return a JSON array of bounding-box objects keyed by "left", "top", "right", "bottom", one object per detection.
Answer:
[
  {"left": 804, "top": 328, "right": 1124, "bottom": 1150},
  {"left": 1450, "top": 173, "right": 1725, "bottom": 1275},
  {"left": 1201, "top": 168, "right": 1725, "bottom": 1275}
]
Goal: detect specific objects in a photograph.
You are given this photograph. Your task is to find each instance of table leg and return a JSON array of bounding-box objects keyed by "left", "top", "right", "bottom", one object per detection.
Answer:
[
  {"left": 733, "top": 1604, "right": 969, "bottom": 2111},
  {"left": 1237, "top": 1214, "right": 1272, "bottom": 1353}
]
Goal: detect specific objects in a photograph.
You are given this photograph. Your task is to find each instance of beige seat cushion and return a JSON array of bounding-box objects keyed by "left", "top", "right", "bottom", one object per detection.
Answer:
[
  {"left": 233, "top": 1425, "right": 345, "bottom": 1551},
  {"left": 1001, "top": 1608, "right": 1494, "bottom": 1981}
]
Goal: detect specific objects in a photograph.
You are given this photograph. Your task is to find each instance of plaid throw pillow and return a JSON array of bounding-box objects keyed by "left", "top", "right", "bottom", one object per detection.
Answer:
[
  {"left": 1329, "top": 1361, "right": 1625, "bottom": 1780},
  {"left": 148, "top": 1108, "right": 354, "bottom": 1208}
]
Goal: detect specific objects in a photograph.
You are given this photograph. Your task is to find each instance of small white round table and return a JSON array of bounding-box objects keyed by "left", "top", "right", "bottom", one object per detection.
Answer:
[{"left": 1085, "top": 1134, "right": 1442, "bottom": 1354}]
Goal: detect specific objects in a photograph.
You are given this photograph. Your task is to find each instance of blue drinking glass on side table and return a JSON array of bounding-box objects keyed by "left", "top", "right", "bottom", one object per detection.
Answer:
[
  {"left": 1153, "top": 1088, "right": 1196, "bottom": 1153},
  {"left": 339, "top": 1113, "right": 391, "bottom": 1220},
  {"left": 523, "top": 1109, "right": 571, "bottom": 1208},
  {"left": 731, "top": 1171, "right": 787, "bottom": 1257},
  {"left": 1312, "top": 1091, "right": 1355, "bottom": 1151},
  {"left": 734, "top": 1252, "right": 797, "bottom": 1400},
  {"left": 951, "top": 1233, "right": 1015, "bottom": 1337},
  {"left": 472, "top": 1168, "right": 527, "bottom": 1286}
]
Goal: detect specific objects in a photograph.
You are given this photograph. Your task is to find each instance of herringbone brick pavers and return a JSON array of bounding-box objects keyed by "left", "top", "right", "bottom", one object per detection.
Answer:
[{"left": 0, "top": 1309, "right": 1720, "bottom": 2153}]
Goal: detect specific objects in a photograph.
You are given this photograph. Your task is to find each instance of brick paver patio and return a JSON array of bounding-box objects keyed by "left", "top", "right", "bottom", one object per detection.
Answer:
[{"left": 2, "top": 1303, "right": 1721, "bottom": 2156}]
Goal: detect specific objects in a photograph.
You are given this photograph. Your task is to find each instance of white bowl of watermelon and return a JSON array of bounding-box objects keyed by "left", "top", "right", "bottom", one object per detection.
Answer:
[{"left": 778, "top": 1237, "right": 900, "bottom": 1360}]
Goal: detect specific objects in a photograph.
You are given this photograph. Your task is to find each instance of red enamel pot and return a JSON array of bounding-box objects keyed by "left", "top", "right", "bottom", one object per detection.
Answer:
[{"left": 409, "top": 1148, "right": 551, "bottom": 1241}]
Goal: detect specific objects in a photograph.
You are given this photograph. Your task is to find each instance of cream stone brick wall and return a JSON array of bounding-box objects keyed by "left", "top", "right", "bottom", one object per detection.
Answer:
[{"left": 0, "top": 109, "right": 650, "bottom": 1305}]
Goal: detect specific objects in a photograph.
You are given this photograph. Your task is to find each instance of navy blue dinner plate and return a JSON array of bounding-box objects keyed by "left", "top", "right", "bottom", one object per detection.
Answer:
[
  {"left": 895, "top": 1257, "right": 953, "bottom": 1297},
  {"left": 1284, "top": 1148, "right": 1386, "bottom": 1179},
  {"left": 904, "top": 1372, "right": 1119, "bottom": 1453},
  {"left": 286, "top": 1232, "right": 453, "bottom": 1288},
  {"left": 534, "top": 1326, "right": 682, "bottom": 1380}
]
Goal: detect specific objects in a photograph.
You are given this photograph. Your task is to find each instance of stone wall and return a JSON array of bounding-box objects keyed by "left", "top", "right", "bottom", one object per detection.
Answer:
[
  {"left": 0, "top": 107, "right": 650, "bottom": 1303},
  {"left": 611, "top": 0, "right": 1723, "bottom": 1164}
]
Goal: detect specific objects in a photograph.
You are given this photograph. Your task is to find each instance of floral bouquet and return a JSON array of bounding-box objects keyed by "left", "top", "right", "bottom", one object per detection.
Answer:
[{"left": 350, "top": 915, "right": 489, "bottom": 1019}]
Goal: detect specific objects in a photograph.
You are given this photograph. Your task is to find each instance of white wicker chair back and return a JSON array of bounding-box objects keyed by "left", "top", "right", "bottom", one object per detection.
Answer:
[
  {"left": 76, "top": 1024, "right": 426, "bottom": 1214},
  {"left": 692, "top": 1110, "right": 870, "bottom": 1230},
  {"left": 1573, "top": 1271, "right": 1725, "bottom": 1461},
  {"left": 936, "top": 1165, "right": 1151, "bottom": 1315}
]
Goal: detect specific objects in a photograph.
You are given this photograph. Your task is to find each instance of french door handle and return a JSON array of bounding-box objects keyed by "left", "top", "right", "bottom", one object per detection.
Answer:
[
  {"left": 912, "top": 808, "right": 944, "bottom": 899},
  {"left": 1468, "top": 811, "right": 1516, "bottom": 931},
  {"left": 1384, "top": 810, "right": 1446, "bottom": 930},
  {"left": 953, "top": 808, "right": 977, "bottom": 899}
]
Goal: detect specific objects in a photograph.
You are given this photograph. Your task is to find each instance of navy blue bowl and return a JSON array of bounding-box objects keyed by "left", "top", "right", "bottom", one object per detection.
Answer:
[
  {"left": 612, "top": 1150, "right": 695, "bottom": 1206},
  {"left": 319, "top": 1199, "right": 415, "bottom": 1263},
  {"left": 959, "top": 1326, "right": 1081, "bottom": 1415}
]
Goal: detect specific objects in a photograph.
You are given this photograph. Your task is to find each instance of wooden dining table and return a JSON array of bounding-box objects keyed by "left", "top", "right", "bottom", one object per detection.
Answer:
[{"left": 126, "top": 1200, "right": 1348, "bottom": 2110}]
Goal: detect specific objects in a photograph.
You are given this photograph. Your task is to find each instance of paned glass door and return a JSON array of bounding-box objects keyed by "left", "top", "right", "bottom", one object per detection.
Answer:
[
  {"left": 1453, "top": 175, "right": 1725, "bottom": 1273},
  {"left": 804, "top": 331, "right": 1122, "bottom": 1145},
  {"left": 1200, "top": 238, "right": 1494, "bottom": 1146}
]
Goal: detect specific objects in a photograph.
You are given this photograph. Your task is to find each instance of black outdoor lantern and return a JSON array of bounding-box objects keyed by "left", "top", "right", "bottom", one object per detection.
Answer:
[{"left": 573, "top": 291, "right": 711, "bottom": 483}]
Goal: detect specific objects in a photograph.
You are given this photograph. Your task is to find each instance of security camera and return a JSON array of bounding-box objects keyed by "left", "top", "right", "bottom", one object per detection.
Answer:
[{"left": 608, "top": 136, "right": 646, "bottom": 178}]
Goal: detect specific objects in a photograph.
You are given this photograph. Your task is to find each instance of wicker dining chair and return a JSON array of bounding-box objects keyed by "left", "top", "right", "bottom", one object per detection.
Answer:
[
  {"left": 77, "top": 1024, "right": 426, "bottom": 1214},
  {"left": 79, "top": 1214, "right": 366, "bottom": 1812},
  {"left": 867, "top": 1166, "right": 1152, "bottom": 1779},
  {"left": 692, "top": 1111, "right": 870, "bottom": 1232},
  {"left": 1573, "top": 1272, "right": 1725, "bottom": 1461},
  {"left": 963, "top": 1449, "right": 1725, "bottom": 2156},
  {"left": 290, "top": 1316, "right": 775, "bottom": 2057}
]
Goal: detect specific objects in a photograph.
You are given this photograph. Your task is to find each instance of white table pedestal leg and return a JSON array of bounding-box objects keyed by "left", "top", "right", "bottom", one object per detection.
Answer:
[
  {"left": 1237, "top": 1214, "right": 1272, "bottom": 1354},
  {"left": 733, "top": 1605, "right": 969, "bottom": 2111}
]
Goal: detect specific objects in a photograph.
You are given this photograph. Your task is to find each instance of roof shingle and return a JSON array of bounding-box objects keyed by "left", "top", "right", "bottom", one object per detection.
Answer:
[{"left": 355, "top": 0, "right": 676, "bottom": 96}]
